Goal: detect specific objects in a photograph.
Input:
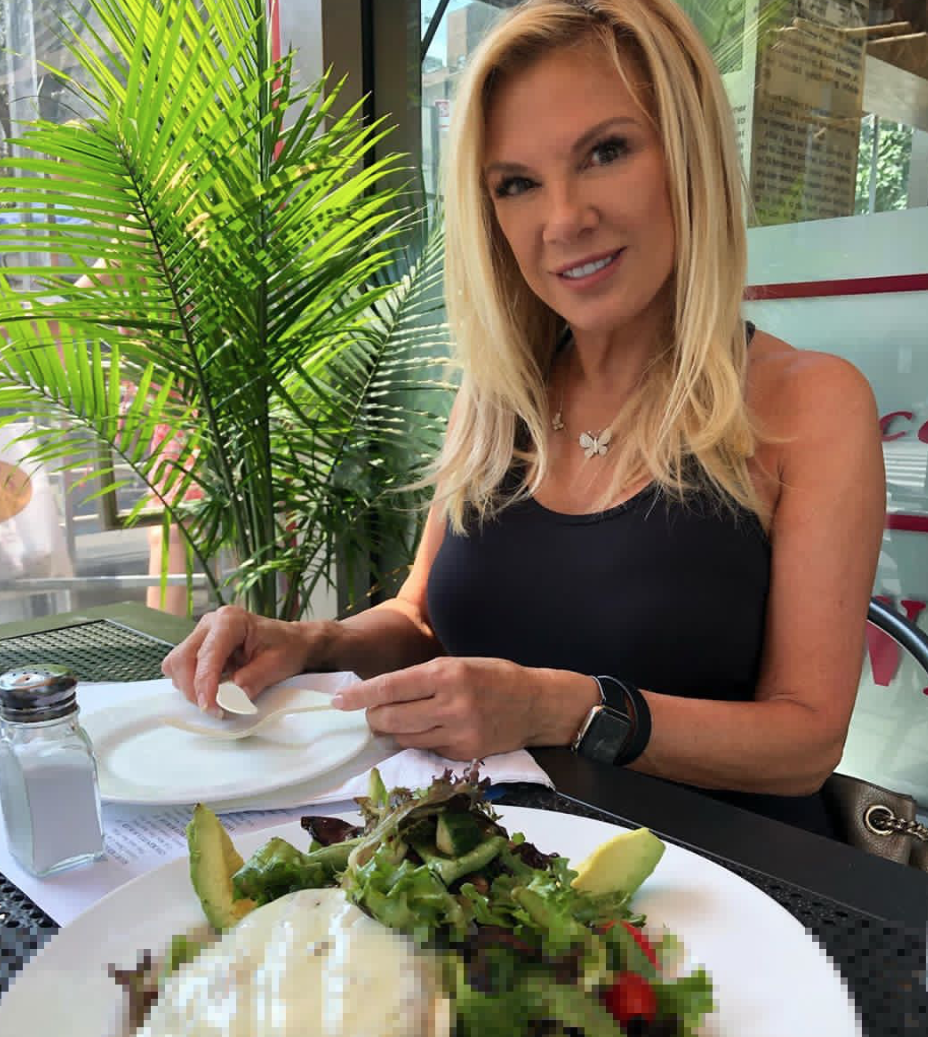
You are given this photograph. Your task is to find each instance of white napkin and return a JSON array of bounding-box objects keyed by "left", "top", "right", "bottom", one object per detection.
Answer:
[
  {"left": 76, "top": 675, "right": 554, "bottom": 814},
  {"left": 360, "top": 747, "right": 553, "bottom": 795},
  {"left": 209, "top": 744, "right": 554, "bottom": 813}
]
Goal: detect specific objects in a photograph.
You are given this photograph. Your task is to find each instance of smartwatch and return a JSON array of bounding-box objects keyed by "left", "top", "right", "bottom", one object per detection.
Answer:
[{"left": 571, "top": 676, "right": 651, "bottom": 766}]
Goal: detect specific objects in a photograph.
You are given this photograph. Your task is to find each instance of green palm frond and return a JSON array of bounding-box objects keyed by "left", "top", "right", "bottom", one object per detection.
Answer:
[
  {"left": 0, "top": 0, "right": 453, "bottom": 618},
  {"left": 275, "top": 216, "right": 455, "bottom": 618}
]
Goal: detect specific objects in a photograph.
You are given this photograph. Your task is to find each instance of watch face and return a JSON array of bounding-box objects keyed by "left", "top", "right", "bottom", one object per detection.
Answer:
[{"left": 579, "top": 706, "right": 633, "bottom": 765}]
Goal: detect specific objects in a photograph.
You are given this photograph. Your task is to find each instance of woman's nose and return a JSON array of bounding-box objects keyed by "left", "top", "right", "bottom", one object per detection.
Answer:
[{"left": 542, "top": 182, "right": 598, "bottom": 243}]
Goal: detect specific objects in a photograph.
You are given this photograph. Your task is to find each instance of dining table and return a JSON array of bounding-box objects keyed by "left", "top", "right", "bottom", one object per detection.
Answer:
[{"left": 0, "top": 601, "right": 926, "bottom": 1036}]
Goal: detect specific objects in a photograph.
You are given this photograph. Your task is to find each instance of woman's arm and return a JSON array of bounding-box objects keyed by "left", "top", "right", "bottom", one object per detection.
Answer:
[{"left": 320, "top": 502, "right": 449, "bottom": 677}]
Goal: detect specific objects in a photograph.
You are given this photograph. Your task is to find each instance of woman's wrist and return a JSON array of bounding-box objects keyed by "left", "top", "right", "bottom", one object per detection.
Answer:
[
  {"left": 293, "top": 618, "right": 346, "bottom": 672},
  {"left": 526, "top": 668, "right": 602, "bottom": 747}
]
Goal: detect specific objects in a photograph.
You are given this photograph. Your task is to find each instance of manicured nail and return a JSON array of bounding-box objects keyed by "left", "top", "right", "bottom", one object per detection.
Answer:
[{"left": 197, "top": 692, "right": 207, "bottom": 711}]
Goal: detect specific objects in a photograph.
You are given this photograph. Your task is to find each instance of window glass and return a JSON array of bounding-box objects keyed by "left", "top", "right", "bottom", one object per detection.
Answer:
[
  {"left": 421, "top": 1, "right": 511, "bottom": 206},
  {"left": 695, "top": 1, "right": 925, "bottom": 225},
  {"left": 697, "top": 1, "right": 928, "bottom": 807},
  {"left": 0, "top": 0, "right": 206, "bottom": 621}
]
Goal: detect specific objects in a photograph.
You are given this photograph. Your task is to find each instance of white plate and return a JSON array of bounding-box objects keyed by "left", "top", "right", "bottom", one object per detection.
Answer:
[
  {"left": 0, "top": 806, "right": 860, "bottom": 1036},
  {"left": 81, "top": 681, "right": 371, "bottom": 807}
]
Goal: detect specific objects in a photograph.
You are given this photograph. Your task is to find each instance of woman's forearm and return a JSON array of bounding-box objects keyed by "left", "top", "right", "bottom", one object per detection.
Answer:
[
  {"left": 523, "top": 668, "right": 840, "bottom": 796},
  {"left": 630, "top": 691, "right": 844, "bottom": 796},
  {"left": 306, "top": 598, "right": 443, "bottom": 680},
  {"left": 524, "top": 668, "right": 843, "bottom": 796}
]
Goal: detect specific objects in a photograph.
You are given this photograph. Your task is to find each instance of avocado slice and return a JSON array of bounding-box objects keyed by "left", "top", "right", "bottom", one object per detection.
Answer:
[
  {"left": 186, "top": 803, "right": 257, "bottom": 931},
  {"left": 571, "top": 827, "right": 665, "bottom": 897}
]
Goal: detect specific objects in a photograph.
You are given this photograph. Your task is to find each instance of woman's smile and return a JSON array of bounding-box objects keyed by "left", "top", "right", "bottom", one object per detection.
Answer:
[{"left": 555, "top": 248, "right": 625, "bottom": 286}]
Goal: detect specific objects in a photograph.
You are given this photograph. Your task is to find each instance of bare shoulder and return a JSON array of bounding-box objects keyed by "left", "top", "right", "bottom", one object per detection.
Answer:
[{"left": 746, "top": 329, "right": 878, "bottom": 440}]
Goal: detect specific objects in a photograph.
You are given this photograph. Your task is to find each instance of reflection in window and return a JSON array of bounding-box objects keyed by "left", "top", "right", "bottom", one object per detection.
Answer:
[
  {"left": 692, "top": 0, "right": 927, "bottom": 225},
  {"left": 856, "top": 115, "right": 915, "bottom": 213},
  {"left": 680, "top": 0, "right": 747, "bottom": 74}
]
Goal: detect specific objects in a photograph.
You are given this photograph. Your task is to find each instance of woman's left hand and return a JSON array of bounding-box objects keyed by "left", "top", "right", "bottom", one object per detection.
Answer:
[{"left": 331, "top": 656, "right": 598, "bottom": 759}]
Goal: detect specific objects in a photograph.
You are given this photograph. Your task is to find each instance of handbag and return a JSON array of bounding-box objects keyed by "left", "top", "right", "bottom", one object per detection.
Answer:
[{"left": 823, "top": 772, "right": 928, "bottom": 872}]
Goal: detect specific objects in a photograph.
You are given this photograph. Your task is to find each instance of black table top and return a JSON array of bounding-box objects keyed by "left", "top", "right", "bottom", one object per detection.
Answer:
[
  {"left": 532, "top": 748, "right": 928, "bottom": 929},
  {"left": 1, "top": 606, "right": 927, "bottom": 1034}
]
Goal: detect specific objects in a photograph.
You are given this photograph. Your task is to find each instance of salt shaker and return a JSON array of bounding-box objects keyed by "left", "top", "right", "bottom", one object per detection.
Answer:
[{"left": 0, "top": 665, "right": 105, "bottom": 877}]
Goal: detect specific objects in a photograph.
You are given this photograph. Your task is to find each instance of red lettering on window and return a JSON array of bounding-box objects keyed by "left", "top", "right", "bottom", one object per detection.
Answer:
[
  {"left": 880, "top": 411, "right": 914, "bottom": 441},
  {"left": 865, "top": 597, "right": 928, "bottom": 695}
]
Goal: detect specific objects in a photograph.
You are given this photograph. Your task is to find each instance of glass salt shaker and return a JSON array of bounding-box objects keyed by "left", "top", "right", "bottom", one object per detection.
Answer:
[{"left": 0, "top": 665, "right": 105, "bottom": 877}]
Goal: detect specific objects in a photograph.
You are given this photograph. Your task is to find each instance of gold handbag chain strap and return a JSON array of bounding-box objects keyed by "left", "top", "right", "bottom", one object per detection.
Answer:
[{"left": 865, "top": 805, "right": 928, "bottom": 842}]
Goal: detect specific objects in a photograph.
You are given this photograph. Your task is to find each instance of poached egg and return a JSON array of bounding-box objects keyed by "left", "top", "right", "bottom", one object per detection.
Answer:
[{"left": 138, "top": 888, "right": 449, "bottom": 1036}]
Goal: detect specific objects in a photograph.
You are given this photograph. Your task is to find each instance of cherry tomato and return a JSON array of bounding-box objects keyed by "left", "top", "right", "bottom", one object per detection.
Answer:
[{"left": 602, "top": 971, "right": 658, "bottom": 1027}]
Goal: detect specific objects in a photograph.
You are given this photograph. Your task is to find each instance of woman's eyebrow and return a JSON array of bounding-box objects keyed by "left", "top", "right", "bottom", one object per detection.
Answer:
[
  {"left": 484, "top": 116, "right": 640, "bottom": 177},
  {"left": 572, "top": 115, "right": 639, "bottom": 152}
]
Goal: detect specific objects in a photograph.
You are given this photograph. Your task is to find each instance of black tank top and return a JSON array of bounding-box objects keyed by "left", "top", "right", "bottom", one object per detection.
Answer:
[
  {"left": 429, "top": 482, "right": 769, "bottom": 696},
  {"left": 426, "top": 340, "right": 838, "bottom": 837}
]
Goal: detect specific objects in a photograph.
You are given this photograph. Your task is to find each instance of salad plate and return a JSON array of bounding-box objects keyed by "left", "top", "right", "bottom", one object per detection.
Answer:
[
  {"left": 0, "top": 806, "right": 861, "bottom": 1036},
  {"left": 81, "top": 676, "right": 371, "bottom": 806}
]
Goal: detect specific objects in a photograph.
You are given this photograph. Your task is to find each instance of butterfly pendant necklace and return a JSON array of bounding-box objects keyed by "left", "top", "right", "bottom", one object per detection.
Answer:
[
  {"left": 578, "top": 428, "right": 612, "bottom": 458},
  {"left": 551, "top": 354, "right": 613, "bottom": 458}
]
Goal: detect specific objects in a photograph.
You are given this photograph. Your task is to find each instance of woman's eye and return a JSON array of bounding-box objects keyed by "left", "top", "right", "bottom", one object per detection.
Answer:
[
  {"left": 493, "top": 176, "right": 535, "bottom": 199},
  {"left": 589, "top": 137, "right": 629, "bottom": 167}
]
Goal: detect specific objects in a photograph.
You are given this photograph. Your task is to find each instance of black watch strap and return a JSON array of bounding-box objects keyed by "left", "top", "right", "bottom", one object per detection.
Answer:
[{"left": 592, "top": 675, "right": 651, "bottom": 766}]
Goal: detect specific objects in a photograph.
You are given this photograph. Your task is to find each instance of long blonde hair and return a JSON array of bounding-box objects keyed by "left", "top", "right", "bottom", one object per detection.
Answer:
[{"left": 438, "top": 0, "right": 760, "bottom": 532}]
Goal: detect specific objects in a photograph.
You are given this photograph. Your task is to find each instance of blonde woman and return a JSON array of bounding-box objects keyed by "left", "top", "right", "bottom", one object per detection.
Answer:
[{"left": 164, "top": 0, "right": 884, "bottom": 835}]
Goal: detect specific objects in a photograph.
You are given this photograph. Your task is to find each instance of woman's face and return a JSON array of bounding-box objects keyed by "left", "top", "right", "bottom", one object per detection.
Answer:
[{"left": 483, "top": 39, "right": 676, "bottom": 341}]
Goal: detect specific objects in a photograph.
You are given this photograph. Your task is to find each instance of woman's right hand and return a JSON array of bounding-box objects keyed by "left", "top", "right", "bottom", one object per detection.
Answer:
[{"left": 161, "top": 605, "right": 337, "bottom": 714}]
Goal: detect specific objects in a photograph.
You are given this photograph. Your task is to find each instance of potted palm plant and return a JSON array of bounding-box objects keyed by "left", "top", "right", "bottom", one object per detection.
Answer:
[{"left": 0, "top": 0, "right": 452, "bottom": 619}]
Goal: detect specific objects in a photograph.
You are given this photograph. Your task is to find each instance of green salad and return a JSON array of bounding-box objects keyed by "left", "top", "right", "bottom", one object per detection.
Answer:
[{"left": 114, "top": 767, "right": 714, "bottom": 1035}]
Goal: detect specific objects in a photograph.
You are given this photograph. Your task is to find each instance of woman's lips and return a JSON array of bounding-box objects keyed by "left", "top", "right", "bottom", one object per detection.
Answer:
[{"left": 555, "top": 249, "right": 624, "bottom": 287}]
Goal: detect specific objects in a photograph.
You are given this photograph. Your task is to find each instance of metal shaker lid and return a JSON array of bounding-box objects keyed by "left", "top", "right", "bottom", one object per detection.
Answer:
[{"left": 0, "top": 665, "right": 79, "bottom": 723}]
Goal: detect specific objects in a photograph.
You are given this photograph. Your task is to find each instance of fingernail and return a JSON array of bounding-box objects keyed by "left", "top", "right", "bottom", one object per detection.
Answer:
[
  {"left": 209, "top": 706, "right": 225, "bottom": 720},
  {"left": 197, "top": 692, "right": 207, "bottom": 711},
  {"left": 331, "top": 693, "right": 344, "bottom": 709}
]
